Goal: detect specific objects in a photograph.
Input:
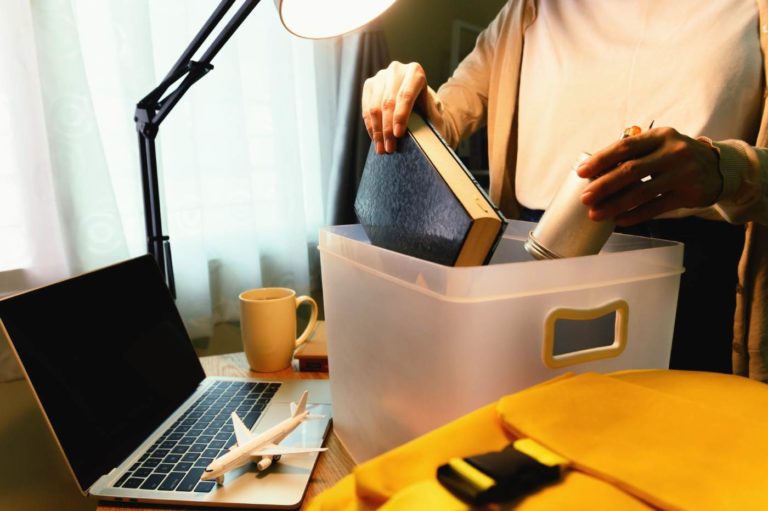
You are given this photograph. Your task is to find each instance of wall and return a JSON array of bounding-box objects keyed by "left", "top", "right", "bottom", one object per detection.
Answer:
[{"left": 377, "top": 0, "right": 507, "bottom": 86}]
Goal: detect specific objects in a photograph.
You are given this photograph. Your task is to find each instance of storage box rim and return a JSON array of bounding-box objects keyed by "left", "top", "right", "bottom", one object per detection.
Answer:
[
  {"left": 319, "top": 225, "right": 683, "bottom": 267},
  {"left": 318, "top": 246, "right": 683, "bottom": 304}
]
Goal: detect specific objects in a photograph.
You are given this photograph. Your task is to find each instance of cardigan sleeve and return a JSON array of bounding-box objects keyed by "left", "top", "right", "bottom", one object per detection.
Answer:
[
  {"left": 418, "top": 1, "right": 520, "bottom": 148},
  {"left": 711, "top": 140, "right": 768, "bottom": 225}
]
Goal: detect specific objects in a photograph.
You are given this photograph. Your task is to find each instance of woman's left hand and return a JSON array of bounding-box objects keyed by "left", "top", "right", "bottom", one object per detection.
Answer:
[{"left": 577, "top": 127, "right": 723, "bottom": 226}]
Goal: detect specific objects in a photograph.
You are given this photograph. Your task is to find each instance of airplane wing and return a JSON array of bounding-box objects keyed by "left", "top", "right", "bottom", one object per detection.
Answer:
[
  {"left": 231, "top": 412, "right": 252, "bottom": 447},
  {"left": 250, "top": 445, "right": 328, "bottom": 457}
]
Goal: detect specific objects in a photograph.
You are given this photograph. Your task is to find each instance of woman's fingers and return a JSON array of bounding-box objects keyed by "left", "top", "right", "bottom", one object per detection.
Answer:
[
  {"left": 361, "top": 61, "right": 427, "bottom": 154},
  {"left": 381, "top": 63, "right": 402, "bottom": 153},
  {"left": 365, "top": 69, "right": 387, "bottom": 154},
  {"left": 614, "top": 192, "right": 681, "bottom": 226},
  {"left": 578, "top": 127, "right": 722, "bottom": 225},
  {"left": 393, "top": 63, "right": 426, "bottom": 138},
  {"left": 578, "top": 132, "right": 663, "bottom": 191},
  {"left": 587, "top": 167, "right": 676, "bottom": 222},
  {"left": 361, "top": 79, "right": 374, "bottom": 140}
]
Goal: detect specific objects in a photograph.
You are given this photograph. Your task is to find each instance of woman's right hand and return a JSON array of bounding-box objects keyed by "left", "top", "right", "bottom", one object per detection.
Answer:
[{"left": 362, "top": 61, "right": 428, "bottom": 155}]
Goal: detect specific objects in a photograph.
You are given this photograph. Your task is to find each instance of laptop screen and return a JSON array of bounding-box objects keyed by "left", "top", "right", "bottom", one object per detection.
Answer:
[{"left": 0, "top": 255, "right": 206, "bottom": 492}]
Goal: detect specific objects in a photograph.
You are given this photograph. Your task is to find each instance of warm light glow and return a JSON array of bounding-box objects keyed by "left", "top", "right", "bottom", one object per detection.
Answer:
[{"left": 277, "top": 0, "right": 397, "bottom": 39}]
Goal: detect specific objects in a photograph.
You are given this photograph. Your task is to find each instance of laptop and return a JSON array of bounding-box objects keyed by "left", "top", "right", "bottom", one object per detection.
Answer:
[{"left": 0, "top": 255, "right": 332, "bottom": 509}]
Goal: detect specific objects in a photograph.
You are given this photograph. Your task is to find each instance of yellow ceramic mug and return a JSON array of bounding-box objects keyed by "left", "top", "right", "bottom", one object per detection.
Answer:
[{"left": 239, "top": 288, "right": 319, "bottom": 372}]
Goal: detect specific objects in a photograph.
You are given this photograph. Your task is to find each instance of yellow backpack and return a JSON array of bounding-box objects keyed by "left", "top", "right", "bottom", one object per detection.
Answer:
[{"left": 308, "top": 370, "right": 768, "bottom": 510}]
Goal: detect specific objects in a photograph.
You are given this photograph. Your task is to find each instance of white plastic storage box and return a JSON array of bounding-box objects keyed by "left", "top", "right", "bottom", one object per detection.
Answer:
[{"left": 319, "top": 220, "right": 683, "bottom": 463}]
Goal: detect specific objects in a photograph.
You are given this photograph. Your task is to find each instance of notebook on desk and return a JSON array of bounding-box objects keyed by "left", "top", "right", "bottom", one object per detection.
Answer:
[{"left": 0, "top": 255, "right": 331, "bottom": 509}]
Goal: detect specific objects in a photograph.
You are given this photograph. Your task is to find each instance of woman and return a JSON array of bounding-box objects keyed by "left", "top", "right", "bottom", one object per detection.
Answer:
[{"left": 361, "top": 0, "right": 768, "bottom": 379}]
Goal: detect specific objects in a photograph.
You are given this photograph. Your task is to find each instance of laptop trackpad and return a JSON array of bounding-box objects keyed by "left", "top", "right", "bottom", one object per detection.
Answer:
[{"left": 207, "top": 402, "right": 332, "bottom": 507}]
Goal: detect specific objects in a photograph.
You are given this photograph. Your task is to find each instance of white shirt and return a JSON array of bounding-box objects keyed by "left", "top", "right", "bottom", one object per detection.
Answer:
[{"left": 515, "top": 0, "right": 763, "bottom": 211}]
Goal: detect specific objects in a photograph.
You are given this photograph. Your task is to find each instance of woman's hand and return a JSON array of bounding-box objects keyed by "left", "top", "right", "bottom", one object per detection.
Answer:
[
  {"left": 577, "top": 127, "right": 723, "bottom": 226},
  {"left": 362, "top": 61, "right": 428, "bottom": 154}
]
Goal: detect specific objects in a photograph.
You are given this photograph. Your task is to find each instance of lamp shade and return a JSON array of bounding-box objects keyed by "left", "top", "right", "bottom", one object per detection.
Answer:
[{"left": 276, "top": 0, "right": 396, "bottom": 39}]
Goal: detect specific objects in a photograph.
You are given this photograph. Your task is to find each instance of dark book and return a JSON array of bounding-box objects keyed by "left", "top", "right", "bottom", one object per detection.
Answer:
[{"left": 354, "top": 112, "right": 507, "bottom": 266}]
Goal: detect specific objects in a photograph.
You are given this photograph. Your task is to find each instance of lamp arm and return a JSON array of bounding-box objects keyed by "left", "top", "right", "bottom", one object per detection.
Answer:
[{"left": 134, "top": 0, "right": 262, "bottom": 296}]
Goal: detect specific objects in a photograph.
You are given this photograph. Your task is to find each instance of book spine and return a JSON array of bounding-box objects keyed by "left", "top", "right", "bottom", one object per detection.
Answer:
[
  {"left": 298, "top": 359, "right": 329, "bottom": 372},
  {"left": 419, "top": 113, "right": 508, "bottom": 264},
  {"left": 421, "top": 114, "right": 507, "bottom": 226}
]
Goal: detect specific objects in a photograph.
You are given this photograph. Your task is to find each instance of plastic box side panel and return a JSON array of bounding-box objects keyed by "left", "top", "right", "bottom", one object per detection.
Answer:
[{"left": 320, "top": 246, "right": 680, "bottom": 462}]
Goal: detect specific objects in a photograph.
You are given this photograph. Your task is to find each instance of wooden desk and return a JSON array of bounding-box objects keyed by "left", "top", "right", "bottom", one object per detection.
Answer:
[{"left": 98, "top": 352, "right": 354, "bottom": 511}]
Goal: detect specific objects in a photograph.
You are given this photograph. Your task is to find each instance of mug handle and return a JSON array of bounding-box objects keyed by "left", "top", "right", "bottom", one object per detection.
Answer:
[{"left": 295, "top": 295, "right": 319, "bottom": 348}]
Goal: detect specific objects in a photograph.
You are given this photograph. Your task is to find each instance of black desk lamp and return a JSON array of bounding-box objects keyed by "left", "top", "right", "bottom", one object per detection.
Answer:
[{"left": 135, "top": 0, "right": 396, "bottom": 296}]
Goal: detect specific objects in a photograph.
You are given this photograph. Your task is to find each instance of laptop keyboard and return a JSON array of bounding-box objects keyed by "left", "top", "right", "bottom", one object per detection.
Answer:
[{"left": 112, "top": 380, "right": 281, "bottom": 493}]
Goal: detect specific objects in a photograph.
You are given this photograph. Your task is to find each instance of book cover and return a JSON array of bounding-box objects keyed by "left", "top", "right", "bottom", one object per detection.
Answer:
[{"left": 354, "top": 112, "right": 507, "bottom": 266}]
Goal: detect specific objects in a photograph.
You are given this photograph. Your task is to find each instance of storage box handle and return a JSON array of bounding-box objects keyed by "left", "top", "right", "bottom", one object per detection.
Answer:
[{"left": 542, "top": 299, "right": 628, "bottom": 369}]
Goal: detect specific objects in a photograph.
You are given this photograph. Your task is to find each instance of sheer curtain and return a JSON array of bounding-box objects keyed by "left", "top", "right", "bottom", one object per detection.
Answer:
[{"left": 0, "top": 0, "right": 348, "bottom": 370}]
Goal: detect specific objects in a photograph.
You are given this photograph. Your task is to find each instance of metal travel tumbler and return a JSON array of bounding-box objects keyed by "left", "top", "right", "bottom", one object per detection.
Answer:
[{"left": 524, "top": 152, "right": 615, "bottom": 260}]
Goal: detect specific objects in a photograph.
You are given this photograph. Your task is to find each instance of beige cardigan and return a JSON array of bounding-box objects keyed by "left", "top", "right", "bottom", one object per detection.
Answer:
[{"left": 424, "top": 0, "right": 768, "bottom": 381}]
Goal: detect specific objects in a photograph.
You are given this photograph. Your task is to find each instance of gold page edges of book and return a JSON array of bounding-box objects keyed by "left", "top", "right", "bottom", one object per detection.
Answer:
[{"left": 407, "top": 114, "right": 504, "bottom": 266}]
